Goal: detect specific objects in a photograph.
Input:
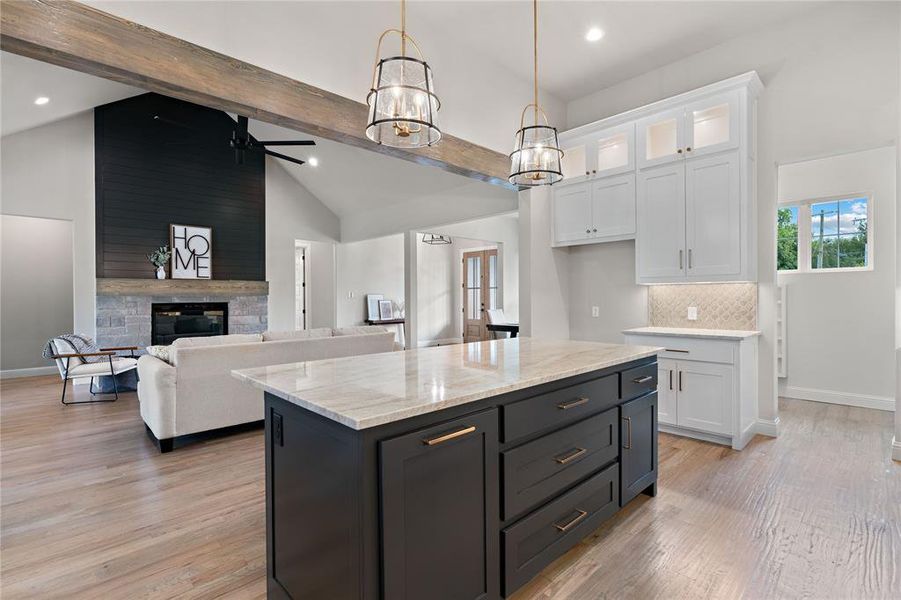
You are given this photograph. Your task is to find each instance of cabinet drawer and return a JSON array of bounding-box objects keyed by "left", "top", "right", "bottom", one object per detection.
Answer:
[
  {"left": 502, "top": 409, "right": 618, "bottom": 520},
  {"left": 623, "top": 334, "right": 735, "bottom": 364},
  {"left": 502, "top": 463, "right": 619, "bottom": 596},
  {"left": 502, "top": 374, "right": 618, "bottom": 443},
  {"left": 621, "top": 362, "right": 657, "bottom": 400}
]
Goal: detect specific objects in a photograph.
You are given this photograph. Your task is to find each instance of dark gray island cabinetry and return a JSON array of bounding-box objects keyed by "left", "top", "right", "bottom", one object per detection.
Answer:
[{"left": 233, "top": 338, "right": 661, "bottom": 599}]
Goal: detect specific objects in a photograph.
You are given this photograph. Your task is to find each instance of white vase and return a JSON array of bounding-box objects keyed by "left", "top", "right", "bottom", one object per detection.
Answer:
[{"left": 156, "top": 266, "right": 166, "bottom": 279}]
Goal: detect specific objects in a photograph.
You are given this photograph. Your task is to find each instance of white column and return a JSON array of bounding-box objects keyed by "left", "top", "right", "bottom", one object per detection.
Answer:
[{"left": 894, "top": 7, "right": 901, "bottom": 462}]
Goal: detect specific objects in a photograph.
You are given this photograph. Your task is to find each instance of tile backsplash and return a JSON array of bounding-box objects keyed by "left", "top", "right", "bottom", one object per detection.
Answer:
[{"left": 648, "top": 283, "right": 757, "bottom": 330}]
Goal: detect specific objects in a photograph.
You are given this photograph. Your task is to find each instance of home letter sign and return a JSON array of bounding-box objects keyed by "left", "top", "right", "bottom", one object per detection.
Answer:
[{"left": 170, "top": 224, "right": 212, "bottom": 279}]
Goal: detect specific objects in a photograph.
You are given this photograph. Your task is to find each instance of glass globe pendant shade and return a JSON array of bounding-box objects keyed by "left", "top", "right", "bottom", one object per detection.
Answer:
[
  {"left": 366, "top": 45, "right": 441, "bottom": 148},
  {"left": 509, "top": 122, "right": 563, "bottom": 187}
]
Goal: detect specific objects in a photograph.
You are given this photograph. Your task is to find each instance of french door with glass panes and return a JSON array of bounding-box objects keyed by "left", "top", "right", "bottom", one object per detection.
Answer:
[{"left": 462, "top": 249, "right": 498, "bottom": 343}]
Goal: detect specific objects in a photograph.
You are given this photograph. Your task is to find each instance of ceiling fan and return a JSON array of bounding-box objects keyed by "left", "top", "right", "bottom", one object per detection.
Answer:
[{"left": 153, "top": 114, "right": 315, "bottom": 166}]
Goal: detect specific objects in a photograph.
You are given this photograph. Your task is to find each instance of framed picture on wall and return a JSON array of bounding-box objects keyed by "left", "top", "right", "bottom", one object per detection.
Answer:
[
  {"left": 170, "top": 224, "right": 212, "bottom": 279},
  {"left": 378, "top": 300, "right": 394, "bottom": 321},
  {"left": 366, "top": 294, "right": 383, "bottom": 321}
]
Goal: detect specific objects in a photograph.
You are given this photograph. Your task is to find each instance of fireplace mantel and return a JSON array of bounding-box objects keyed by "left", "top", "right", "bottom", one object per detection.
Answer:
[{"left": 96, "top": 278, "right": 269, "bottom": 297}]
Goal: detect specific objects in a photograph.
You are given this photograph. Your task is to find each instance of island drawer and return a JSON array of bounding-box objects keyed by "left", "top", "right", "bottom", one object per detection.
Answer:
[
  {"left": 502, "top": 462, "right": 620, "bottom": 596},
  {"left": 501, "top": 408, "right": 618, "bottom": 520},
  {"left": 501, "top": 374, "right": 618, "bottom": 443},
  {"left": 621, "top": 362, "right": 658, "bottom": 400}
]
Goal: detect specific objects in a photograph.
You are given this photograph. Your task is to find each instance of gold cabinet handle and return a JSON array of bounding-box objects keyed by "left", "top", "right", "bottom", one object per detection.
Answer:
[
  {"left": 422, "top": 425, "right": 476, "bottom": 446},
  {"left": 623, "top": 416, "right": 632, "bottom": 449},
  {"left": 632, "top": 375, "right": 653, "bottom": 384},
  {"left": 557, "top": 397, "right": 589, "bottom": 410},
  {"left": 554, "top": 447, "right": 587, "bottom": 465},
  {"left": 554, "top": 509, "right": 589, "bottom": 532}
]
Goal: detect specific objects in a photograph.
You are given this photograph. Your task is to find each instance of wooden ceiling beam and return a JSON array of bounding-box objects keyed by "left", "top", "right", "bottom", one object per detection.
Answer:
[{"left": 1, "top": 0, "right": 515, "bottom": 189}]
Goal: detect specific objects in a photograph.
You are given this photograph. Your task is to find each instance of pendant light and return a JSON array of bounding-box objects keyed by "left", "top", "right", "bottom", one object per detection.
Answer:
[
  {"left": 366, "top": 0, "right": 441, "bottom": 148},
  {"left": 509, "top": 0, "right": 563, "bottom": 186},
  {"left": 421, "top": 233, "right": 452, "bottom": 245}
]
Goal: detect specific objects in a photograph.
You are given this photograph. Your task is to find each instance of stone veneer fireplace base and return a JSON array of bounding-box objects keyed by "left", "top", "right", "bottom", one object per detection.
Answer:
[{"left": 96, "top": 291, "right": 267, "bottom": 350}]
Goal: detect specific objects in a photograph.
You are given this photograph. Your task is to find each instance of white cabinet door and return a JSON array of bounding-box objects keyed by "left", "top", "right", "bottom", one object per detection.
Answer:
[
  {"left": 677, "top": 361, "right": 734, "bottom": 435},
  {"left": 552, "top": 182, "right": 592, "bottom": 244},
  {"left": 589, "top": 174, "right": 635, "bottom": 239},
  {"left": 592, "top": 123, "right": 635, "bottom": 178},
  {"left": 637, "top": 163, "right": 685, "bottom": 281},
  {"left": 685, "top": 151, "right": 741, "bottom": 277},
  {"left": 636, "top": 107, "right": 686, "bottom": 169},
  {"left": 683, "top": 91, "right": 740, "bottom": 159},
  {"left": 657, "top": 359, "right": 678, "bottom": 426}
]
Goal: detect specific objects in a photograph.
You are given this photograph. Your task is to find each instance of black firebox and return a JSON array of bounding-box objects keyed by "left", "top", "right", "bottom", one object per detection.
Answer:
[{"left": 151, "top": 302, "right": 228, "bottom": 345}]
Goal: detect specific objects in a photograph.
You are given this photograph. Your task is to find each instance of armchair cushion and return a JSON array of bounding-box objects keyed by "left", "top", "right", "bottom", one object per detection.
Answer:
[{"left": 67, "top": 357, "right": 138, "bottom": 378}]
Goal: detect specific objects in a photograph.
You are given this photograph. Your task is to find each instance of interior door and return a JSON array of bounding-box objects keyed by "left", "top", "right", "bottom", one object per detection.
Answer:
[
  {"left": 552, "top": 182, "right": 592, "bottom": 244},
  {"left": 636, "top": 163, "right": 686, "bottom": 281},
  {"left": 676, "top": 361, "right": 734, "bottom": 435},
  {"left": 590, "top": 174, "right": 635, "bottom": 239},
  {"left": 656, "top": 359, "right": 678, "bottom": 426},
  {"left": 463, "top": 249, "right": 498, "bottom": 343},
  {"left": 685, "top": 151, "right": 741, "bottom": 277}
]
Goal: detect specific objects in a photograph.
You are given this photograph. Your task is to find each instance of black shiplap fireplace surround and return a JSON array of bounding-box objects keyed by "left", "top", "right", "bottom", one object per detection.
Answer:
[{"left": 151, "top": 302, "right": 228, "bottom": 345}]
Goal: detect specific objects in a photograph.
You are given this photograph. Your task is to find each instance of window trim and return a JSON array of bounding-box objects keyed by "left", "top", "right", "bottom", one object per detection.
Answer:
[{"left": 777, "top": 191, "right": 873, "bottom": 274}]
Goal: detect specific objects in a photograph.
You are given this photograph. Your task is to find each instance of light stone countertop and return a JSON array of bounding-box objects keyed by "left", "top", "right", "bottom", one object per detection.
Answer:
[
  {"left": 232, "top": 337, "right": 661, "bottom": 430},
  {"left": 624, "top": 326, "right": 761, "bottom": 340}
]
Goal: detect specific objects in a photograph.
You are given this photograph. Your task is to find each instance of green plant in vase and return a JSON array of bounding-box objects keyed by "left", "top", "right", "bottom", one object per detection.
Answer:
[{"left": 148, "top": 245, "right": 172, "bottom": 279}]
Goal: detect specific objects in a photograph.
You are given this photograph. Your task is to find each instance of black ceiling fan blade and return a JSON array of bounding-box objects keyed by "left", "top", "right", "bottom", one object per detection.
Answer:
[
  {"left": 256, "top": 140, "right": 316, "bottom": 146},
  {"left": 264, "top": 149, "right": 306, "bottom": 166}
]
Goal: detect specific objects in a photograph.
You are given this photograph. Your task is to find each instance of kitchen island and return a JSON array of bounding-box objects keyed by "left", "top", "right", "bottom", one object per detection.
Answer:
[{"left": 233, "top": 338, "right": 661, "bottom": 600}]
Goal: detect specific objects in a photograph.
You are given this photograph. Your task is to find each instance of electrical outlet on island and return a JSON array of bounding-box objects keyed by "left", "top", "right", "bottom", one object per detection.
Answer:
[
  {"left": 591, "top": 306, "right": 600, "bottom": 318},
  {"left": 687, "top": 306, "right": 698, "bottom": 321}
]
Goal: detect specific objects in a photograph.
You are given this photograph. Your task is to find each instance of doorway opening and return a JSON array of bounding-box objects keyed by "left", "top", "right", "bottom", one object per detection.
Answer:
[{"left": 295, "top": 241, "right": 311, "bottom": 330}]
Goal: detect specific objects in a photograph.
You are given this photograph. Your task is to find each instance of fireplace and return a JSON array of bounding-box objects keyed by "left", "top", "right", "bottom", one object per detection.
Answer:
[{"left": 151, "top": 302, "right": 228, "bottom": 345}]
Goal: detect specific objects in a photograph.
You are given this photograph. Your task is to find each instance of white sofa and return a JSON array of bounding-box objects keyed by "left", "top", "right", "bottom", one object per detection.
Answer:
[{"left": 137, "top": 327, "right": 395, "bottom": 451}]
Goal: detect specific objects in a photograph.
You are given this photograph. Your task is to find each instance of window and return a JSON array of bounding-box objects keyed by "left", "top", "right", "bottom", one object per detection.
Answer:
[{"left": 777, "top": 195, "right": 871, "bottom": 272}]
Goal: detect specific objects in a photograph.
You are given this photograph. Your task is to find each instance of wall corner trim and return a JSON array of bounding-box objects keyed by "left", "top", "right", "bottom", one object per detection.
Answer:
[
  {"left": 892, "top": 436, "right": 901, "bottom": 463},
  {"left": 755, "top": 417, "right": 780, "bottom": 438}
]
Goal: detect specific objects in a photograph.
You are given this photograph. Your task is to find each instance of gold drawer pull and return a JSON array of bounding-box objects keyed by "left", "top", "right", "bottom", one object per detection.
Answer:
[
  {"left": 554, "top": 509, "right": 589, "bottom": 532},
  {"left": 632, "top": 375, "right": 653, "bottom": 384},
  {"left": 554, "top": 447, "right": 587, "bottom": 465},
  {"left": 557, "top": 397, "right": 589, "bottom": 410},
  {"left": 422, "top": 425, "right": 476, "bottom": 446}
]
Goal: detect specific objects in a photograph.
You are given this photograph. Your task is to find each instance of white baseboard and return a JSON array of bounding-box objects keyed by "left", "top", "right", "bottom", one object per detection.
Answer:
[
  {"left": 0, "top": 366, "right": 58, "bottom": 379},
  {"left": 781, "top": 385, "right": 895, "bottom": 412},
  {"left": 892, "top": 436, "right": 901, "bottom": 463},
  {"left": 755, "top": 417, "right": 780, "bottom": 438}
]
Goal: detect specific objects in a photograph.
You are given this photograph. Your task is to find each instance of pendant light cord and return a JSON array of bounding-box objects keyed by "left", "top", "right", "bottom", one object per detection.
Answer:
[
  {"left": 401, "top": 0, "right": 407, "bottom": 57},
  {"left": 533, "top": 0, "right": 538, "bottom": 125}
]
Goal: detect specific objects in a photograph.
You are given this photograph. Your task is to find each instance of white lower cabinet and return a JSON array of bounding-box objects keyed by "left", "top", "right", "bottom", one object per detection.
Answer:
[{"left": 624, "top": 332, "right": 759, "bottom": 450}]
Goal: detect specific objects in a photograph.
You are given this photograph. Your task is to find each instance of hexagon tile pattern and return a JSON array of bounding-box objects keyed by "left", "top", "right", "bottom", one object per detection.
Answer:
[{"left": 648, "top": 283, "right": 757, "bottom": 330}]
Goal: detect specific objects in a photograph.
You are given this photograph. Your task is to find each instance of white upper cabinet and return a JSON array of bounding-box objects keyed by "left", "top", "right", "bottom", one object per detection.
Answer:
[
  {"left": 636, "top": 163, "right": 686, "bottom": 279},
  {"left": 685, "top": 152, "right": 741, "bottom": 277},
  {"left": 636, "top": 107, "right": 686, "bottom": 169},
  {"left": 553, "top": 71, "right": 760, "bottom": 280},
  {"left": 684, "top": 91, "right": 740, "bottom": 158}
]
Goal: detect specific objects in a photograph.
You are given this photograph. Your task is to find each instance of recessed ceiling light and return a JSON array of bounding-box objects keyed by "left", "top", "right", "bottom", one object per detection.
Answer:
[
  {"left": 585, "top": 27, "right": 605, "bottom": 42},
  {"left": 308, "top": 157, "right": 319, "bottom": 167},
  {"left": 34, "top": 96, "right": 50, "bottom": 106}
]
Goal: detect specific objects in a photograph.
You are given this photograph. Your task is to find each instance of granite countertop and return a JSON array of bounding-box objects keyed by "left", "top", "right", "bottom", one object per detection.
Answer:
[
  {"left": 232, "top": 338, "right": 661, "bottom": 430},
  {"left": 623, "top": 326, "right": 761, "bottom": 340}
]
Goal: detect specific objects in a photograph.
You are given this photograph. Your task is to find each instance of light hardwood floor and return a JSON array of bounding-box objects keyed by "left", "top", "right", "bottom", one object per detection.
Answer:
[{"left": 1, "top": 375, "right": 899, "bottom": 599}]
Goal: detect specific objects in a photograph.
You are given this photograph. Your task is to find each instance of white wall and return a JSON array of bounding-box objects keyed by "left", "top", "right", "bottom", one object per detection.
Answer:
[
  {"left": 777, "top": 146, "right": 896, "bottom": 410},
  {"left": 0, "top": 112, "right": 95, "bottom": 337},
  {"left": 0, "top": 216, "right": 74, "bottom": 372},
  {"left": 265, "top": 157, "right": 339, "bottom": 331},
  {"left": 560, "top": 2, "right": 900, "bottom": 428},
  {"left": 335, "top": 234, "right": 405, "bottom": 328},
  {"left": 519, "top": 188, "right": 570, "bottom": 339},
  {"left": 568, "top": 241, "right": 648, "bottom": 344}
]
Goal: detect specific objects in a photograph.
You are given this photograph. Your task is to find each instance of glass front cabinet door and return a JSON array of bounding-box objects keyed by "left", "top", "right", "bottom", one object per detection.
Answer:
[{"left": 636, "top": 107, "right": 685, "bottom": 169}]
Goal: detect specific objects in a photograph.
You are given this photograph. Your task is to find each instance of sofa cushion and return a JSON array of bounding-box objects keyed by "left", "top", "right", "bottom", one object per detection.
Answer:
[
  {"left": 333, "top": 326, "right": 390, "bottom": 336},
  {"left": 146, "top": 345, "right": 173, "bottom": 364},
  {"left": 171, "top": 333, "right": 262, "bottom": 348},
  {"left": 262, "top": 328, "right": 333, "bottom": 342}
]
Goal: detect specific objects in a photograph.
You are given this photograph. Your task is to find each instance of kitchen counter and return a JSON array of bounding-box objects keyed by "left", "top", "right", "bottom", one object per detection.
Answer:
[
  {"left": 234, "top": 338, "right": 662, "bottom": 599},
  {"left": 232, "top": 337, "right": 660, "bottom": 430},
  {"left": 623, "top": 326, "right": 761, "bottom": 340}
]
